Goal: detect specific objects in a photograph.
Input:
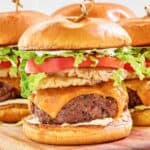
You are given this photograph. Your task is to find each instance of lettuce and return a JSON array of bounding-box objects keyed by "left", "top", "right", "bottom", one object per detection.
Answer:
[
  {"left": 28, "top": 73, "right": 46, "bottom": 93},
  {"left": 19, "top": 64, "right": 46, "bottom": 98},
  {"left": 112, "top": 69, "right": 125, "bottom": 86},
  {"left": 73, "top": 51, "right": 85, "bottom": 67},
  {"left": 18, "top": 47, "right": 150, "bottom": 97},
  {"left": 89, "top": 55, "right": 98, "bottom": 67},
  {"left": 115, "top": 47, "right": 150, "bottom": 80},
  {"left": 0, "top": 48, "right": 18, "bottom": 77}
]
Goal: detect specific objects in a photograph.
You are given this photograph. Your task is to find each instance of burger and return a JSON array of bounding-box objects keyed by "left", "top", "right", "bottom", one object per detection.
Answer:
[
  {"left": 51, "top": 2, "right": 136, "bottom": 22},
  {"left": 18, "top": 16, "right": 133, "bottom": 145},
  {"left": 0, "top": 10, "right": 47, "bottom": 123},
  {"left": 120, "top": 17, "right": 150, "bottom": 126}
]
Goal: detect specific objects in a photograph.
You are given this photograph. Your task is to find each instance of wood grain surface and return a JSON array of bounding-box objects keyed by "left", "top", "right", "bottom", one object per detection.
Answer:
[{"left": 0, "top": 126, "right": 149, "bottom": 150}]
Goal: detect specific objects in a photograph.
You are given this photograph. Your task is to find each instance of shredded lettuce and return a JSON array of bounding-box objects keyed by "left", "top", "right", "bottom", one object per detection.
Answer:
[
  {"left": 113, "top": 69, "right": 125, "bottom": 86},
  {"left": 89, "top": 55, "right": 99, "bottom": 67},
  {"left": 0, "top": 48, "right": 19, "bottom": 77},
  {"left": 34, "top": 54, "right": 54, "bottom": 64},
  {"left": 28, "top": 73, "right": 46, "bottom": 93},
  {"left": 115, "top": 47, "right": 150, "bottom": 80},
  {"left": 17, "top": 51, "right": 47, "bottom": 98},
  {"left": 73, "top": 51, "right": 85, "bottom": 67},
  {"left": 17, "top": 47, "right": 150, "bottom": 98},
  {"left": 0, "top": 47, "right": 12, "bottom": 56}
]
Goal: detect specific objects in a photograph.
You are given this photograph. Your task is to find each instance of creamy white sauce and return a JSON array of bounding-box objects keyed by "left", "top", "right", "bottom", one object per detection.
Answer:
[
  {"left": 34, "top": 48, "right": 117, "bottom": 56},
  {"left": 62, "top": 118, "right": 113, "bottom": 126},
  {"left": 27, "top": 116, "right": 113, "bottom": 126},
  {"left": 0, "top": 98, "right": 29, "bottom": 106}
]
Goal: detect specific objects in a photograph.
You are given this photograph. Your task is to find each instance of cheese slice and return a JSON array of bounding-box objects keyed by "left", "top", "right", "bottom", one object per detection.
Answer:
[
  {"left": 30, "top": 82, "right": 127, "bottom": 119},
  {"left": 126, "top": 79, "right": 150, "bottom": 106}
]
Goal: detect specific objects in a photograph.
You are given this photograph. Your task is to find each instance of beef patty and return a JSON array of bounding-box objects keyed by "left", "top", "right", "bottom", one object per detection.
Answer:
[
  {"left": 31, "top": 94, "right": 118, "bottom": 124},
  {"left": 127, "top": 88, "right": 142, "bottom": 108},
  {"left": 0, "top": 82, "right": 20, "bottom": 102}
]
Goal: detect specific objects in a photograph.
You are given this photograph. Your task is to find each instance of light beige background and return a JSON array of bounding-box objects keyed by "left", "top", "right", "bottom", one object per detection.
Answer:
[{"left": 0, "top": 0, "right": 149, "bottom": 16}]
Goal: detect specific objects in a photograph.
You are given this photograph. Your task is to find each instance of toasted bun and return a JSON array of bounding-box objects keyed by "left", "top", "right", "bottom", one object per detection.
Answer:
[
  {"left": 0, "top": 11, "right": 47, "bottom": 46},
  {"left": 51, "top": 3, "right": 136, "bottom": 22},
  {"left": 0, "top": 103, "right": 29, "bottom": 123},
  {"left": 23, "top": 110, "right": 132, "bottom": 145},
  {"left": 120, "top": 18, "right": 150, "bottom": 46},
  {"left": 18, "top": 17, "right": 131, "bottom": 50},
  {"left": 131, "top": 109, "right": 150, "bottom": 126}
]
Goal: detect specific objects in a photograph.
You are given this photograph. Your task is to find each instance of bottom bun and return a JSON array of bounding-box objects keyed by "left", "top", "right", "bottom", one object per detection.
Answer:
[
  {"left": 23, "top": 110, "right": 132, "bottom": 145},
  {"left": 131, "top": 109, "right": 150, "bottom": 126},
  {"left": 0, "top": 103, "right": 29, "bottom": 123}
]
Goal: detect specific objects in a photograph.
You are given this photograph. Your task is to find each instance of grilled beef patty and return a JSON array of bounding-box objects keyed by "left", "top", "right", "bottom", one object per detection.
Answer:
[
  {"left": 0, "top": 82, "right": 20, "bottom": 102},
  {"left": 127, "top": 88, "right": 142, "bottom": 108},
  {"left": 31, "top": 94, "right": 118, "bottom": 124}
]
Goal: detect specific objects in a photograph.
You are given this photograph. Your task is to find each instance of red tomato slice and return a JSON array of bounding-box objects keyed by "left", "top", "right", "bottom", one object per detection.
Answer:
[
  {"left": 124, "top": 63, "right": 134, "bottom": 72},
  {"left": 123, "top": 60, "right": 150, "bottom": 72},
  {"left": 0, "top": 61, "right": 11, "bottom": 69},
  {"left": 146, "top": 60, "right": 150, "bottom": 67},
  {"left": 25, "top": 56, "right": 125, "bottom": 74}
]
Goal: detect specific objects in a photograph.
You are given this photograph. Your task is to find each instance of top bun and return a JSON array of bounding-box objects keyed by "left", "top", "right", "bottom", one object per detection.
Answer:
[
  {"left": 120, "top": 18, "right": 150, "bottom": 46},
  {"left": 0, "top": 11, "right": 48, "bottom": 46},
  {"left": 18, "top": 17, "right": 131, "bottom": 50},
  {"left": 51, "top": 3, "right": 136, "bottom": 22}
]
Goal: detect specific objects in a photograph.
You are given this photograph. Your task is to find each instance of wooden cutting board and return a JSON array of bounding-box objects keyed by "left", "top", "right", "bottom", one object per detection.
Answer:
[{"left": 0, "top": 126, "right": 149, "bottom": 150}]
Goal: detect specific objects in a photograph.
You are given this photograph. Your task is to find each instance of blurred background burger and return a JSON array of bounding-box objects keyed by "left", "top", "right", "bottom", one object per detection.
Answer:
[
  {"left": 51, "top": 2, "right": 136, "bottom": 22},
  {"left": 120, "top": 7, "right": 150, "bottom": 126},
  {"left": 0, "top": 1, "right": 48, "bottom": 123}
]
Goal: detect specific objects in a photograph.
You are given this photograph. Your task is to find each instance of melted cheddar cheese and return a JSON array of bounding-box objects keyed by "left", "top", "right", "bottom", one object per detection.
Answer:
[
  {"left": 126, "top": 79, "right": 150, "bottom": 106},
  {"left": 30, "top": 82, "right": 128, "bottom": 119}
]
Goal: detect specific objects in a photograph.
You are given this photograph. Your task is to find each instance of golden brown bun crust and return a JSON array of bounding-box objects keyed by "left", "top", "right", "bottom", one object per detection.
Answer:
[
  {"left": 0, "top": 11, "right": 48, "bottom": 46},
  {"left": 23, "top": 110, "right": 132, "bottom": 145},
  {"left": 18, "top": 17, "right": 131, "bottom": 50},
  {"left": 0, "top": 104, "right": 29, "bottom": 123},
  {"left": 120, "top": 18, "right": 150, "bottom": 46},
  {"left": 131, "top": 109, "right": 150, "bottom": 126},
  {"left": 51, "top": 3, "right": 136, "bottom": 22}
]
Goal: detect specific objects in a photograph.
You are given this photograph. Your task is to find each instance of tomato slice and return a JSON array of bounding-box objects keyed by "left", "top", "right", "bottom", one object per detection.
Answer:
[
  {"left": 146, "top": 60, "right": 150, "bottom": 67},
  {"left": 124, "top": 63, "right": 134, "bottom": 72},
  {"left": 0, "top": 61, "right": 11, "bottom": 69},
  {"left": 25, "top": 56, "right": 125, "bottom": 74},
  {"left": 124, "top": 60, "right": 150, "bottom": 72}
]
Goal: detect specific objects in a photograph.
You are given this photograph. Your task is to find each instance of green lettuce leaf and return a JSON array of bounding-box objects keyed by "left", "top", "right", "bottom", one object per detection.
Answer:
[
  {"left": 18, "top": 47, "right": 150, "bottom": 97},
  {"left": 28, "top": 73, "right": 46, "bottom": 93},
  {"left": 0, "top": 48, "right": 19, "bottom": 77},
  {"left": 115, "top": 47, "right": 150, "bottom": 80},
  {"left": 34, "top": 54, "right": 54, "bottom": 64},
  {"left": 18, "top": 53, "right": 47, "bottom": 98},
  {"left": 112, "top": 69, "right": 125, "bottom": 86},
  {"left": 73, "top": 51, "right": 85, "bottom": 67}
]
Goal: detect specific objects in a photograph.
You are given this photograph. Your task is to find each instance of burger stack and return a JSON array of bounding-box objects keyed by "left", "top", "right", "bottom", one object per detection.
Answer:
[
  {"left": 16, "top": 3, "right": 137, "bottom": 145},
  {"left": 1, "top": 1, "right": 150, "bottom": 146},
  {"left": 0, "top": 10, "right": 47, "bottom": 123}
]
